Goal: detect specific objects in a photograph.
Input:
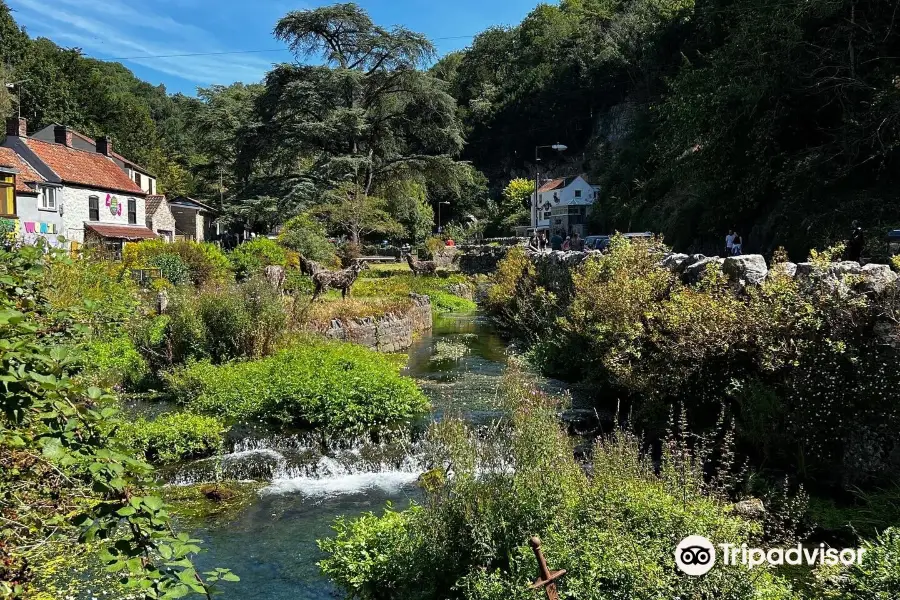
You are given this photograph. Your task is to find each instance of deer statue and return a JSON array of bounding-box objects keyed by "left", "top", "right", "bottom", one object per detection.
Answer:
[
  {"left": 312, "top": 260, "right": 369, "bottom": 300},
  {"left": 406, "top": 253, "right": 437, "bottom": 276},
  {"left": 264, "top": 265, "right": 286, "bottom": 294},
  {"left": 299, "top": 254, "right": 326, "bottom": 276}
]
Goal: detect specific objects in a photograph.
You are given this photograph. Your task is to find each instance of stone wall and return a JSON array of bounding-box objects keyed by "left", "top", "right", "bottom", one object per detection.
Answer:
[
  {"left": 313, "top": 293, "right": 432, "bottom": 353},
  {"left": 458, "top": 246, "right": 511, "bottom": 275}
]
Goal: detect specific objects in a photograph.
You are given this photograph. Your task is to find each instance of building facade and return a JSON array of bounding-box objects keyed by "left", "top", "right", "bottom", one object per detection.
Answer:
[
  {"left": 2, "top": 118, "right": 156, "bottom": 250},
  {"left": 530, "top": 175, "right": 599, "bottom": 237}
]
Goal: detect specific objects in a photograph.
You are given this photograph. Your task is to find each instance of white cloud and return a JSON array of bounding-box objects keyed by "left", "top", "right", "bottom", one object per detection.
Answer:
[{"left": 7, "top": 0, "right": 288, "bottom": 88}]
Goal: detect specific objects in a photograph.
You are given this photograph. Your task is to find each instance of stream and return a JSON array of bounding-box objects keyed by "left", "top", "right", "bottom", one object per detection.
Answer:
[{"left": 174, "top": 311, "right": 577, "bottom": 599}]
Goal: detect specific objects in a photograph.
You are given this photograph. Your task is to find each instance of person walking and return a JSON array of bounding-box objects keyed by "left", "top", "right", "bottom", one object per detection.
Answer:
[
  {"left": 571, "top": 232, "right": 585, "bottom": 251},
  {"left": 731, "top": 232, "right": 743, "bottom": 255},
  {"left": 562, "top": 235, "right": 571, "bottom": 251},
  {"left": 538, "top": 231, "right": 547, "bottom": 251},
  {"left": 725, "top": 230, "right": 735, "bottom": 256},
  {"left": 847, "top": 220, "right": 865, "bottom": 262},
  {"left": 550, "top": 230, "right": 564, "bottom": 251}
]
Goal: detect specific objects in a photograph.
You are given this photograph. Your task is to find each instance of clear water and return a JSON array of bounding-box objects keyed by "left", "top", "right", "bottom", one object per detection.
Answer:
[{"left": 175, "top": 311, "right": 570, "bottom": 599}]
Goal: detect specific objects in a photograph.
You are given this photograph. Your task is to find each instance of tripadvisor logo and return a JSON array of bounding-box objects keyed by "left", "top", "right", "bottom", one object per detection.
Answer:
[{"left": 675, "top": 536, "right": 865, "bottom": 576}]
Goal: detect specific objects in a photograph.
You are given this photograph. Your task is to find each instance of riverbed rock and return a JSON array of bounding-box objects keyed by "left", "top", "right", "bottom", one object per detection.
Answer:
[
  {"left": 446, "top": 282, "right": 474, "bottom": 301},
  {"left": 857, "top": 263, "right": 898, "bottom": 295},
  {"left": 795, "top": 262, "right": 817, "bottom": 280},
  {"left": 723, "top": 254, "right": 768, "bottom": 286},
  {"left": 661, "top": 253, "right": 689, "bottom": 272},
  {"left": 732, "top": 498, "right": 766, "bottom": 520},
  {"left": 828, "top": 261, "right": 861, "bottom": 277}
]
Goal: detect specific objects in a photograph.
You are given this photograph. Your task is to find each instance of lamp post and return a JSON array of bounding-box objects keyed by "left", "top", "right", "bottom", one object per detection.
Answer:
[
  {"left": 533, "top": 143, "right": 567, "bottom": 233},
  {"left": 437, "top": 201, "right": 450, "bottom": 235},
  {"left": 5, "top": 79, "right": 30, "bottom": 120}
]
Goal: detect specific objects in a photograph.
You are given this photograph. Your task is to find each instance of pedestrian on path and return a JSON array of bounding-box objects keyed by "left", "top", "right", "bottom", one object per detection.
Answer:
[
  {"left": 731, "top": 232, "right": 743, "bottom": 255},
  {"left": 725, "top": 230, "right": 735, "bottom": 256},
  {"left": 550, "top": 230, "right": 564, "bottom": 251},
  {"left": 847, "top": 220, "right": 865, "bottom": 262}
]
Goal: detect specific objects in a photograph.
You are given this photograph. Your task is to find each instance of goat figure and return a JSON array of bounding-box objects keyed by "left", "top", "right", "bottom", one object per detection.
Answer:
[
  {"left": 299, "top": 254, "right": 326, "bottom": 276},
  {"left": 406, "top": 253, "right": 437, "bottom": 276},
  {"left": 312, "top": 261, "right": 368, "bottom": 300}
]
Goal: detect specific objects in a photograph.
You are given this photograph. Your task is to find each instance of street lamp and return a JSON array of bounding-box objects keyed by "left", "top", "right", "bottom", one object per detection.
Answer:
[
  {"left": 533, "top": 143, "right": 567, "bottom": 233},
  {"left": 436, "top": 201, "right": 450, "bottom": 234},
  {"left": 5, "top": 79, "right": 30, "bottom": 119}
]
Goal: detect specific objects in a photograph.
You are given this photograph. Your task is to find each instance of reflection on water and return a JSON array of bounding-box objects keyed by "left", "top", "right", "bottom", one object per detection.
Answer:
[{"left": 178, "top": 311, "right": 565, "bottom": 599}]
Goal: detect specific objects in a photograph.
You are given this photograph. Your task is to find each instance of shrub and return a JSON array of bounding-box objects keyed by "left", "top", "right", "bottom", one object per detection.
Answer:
[
  {"left": 319, "top": 374, "right": 798, "bottom": 600},
  {"left": 122, "top": 239, "right": 232, "bottom": 285},
  {"left": 81, "top": 334, "right": 150, "bottom": 390},
  {"left": 229, "top": 238, "right": 287, "bottom": 280},
  {"left": 149, "top": 253, "right": 190, "bottom": 286},
  {"left": 147, "top": 279, "right": 288, "bottom": 366},
  {"left": 278, "top": 213, "right": 338, "bottom": 265},
  {"left": 117, "top": 412, "right": 226, "bottom": 464},
  {"left": 165, "top": 339, "right": 429, "bottom": 432},
  {"left": 813, "top": 528, "right": 900, "bottom": 599}
]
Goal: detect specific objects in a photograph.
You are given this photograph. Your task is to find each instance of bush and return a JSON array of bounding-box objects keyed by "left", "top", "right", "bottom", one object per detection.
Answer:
[
  {"left": 229, "top": 238, "right": 287, "bottom": 280},
  {"left": 122, "top": 239, "right": 232, "bottom": 285},
  {"left": 814, "top": 528, "right": 900, "bottom": 599},
  {"left": 165, "top": 338, "right": 429, "bottom": 432},
  {"left": 149, "top": 253, "right": 191, "bottom": 286},
  {"left": 278, "top": 213, "right": 338, "bottom": 265},
  {"left": 81, "top": 334, "right": 150, "bottom": 390},
  {"left": 486, "top": 236, "right": 900, "bottom": 485},
  {"left": 152, "top": 279, "right": 288, "bottom": 365},
  {"left": 117, "top": 412, "right": 226, "bottom": 464},
  {"left": 319, "top": 374, "right": 798, "bottom": 600}
]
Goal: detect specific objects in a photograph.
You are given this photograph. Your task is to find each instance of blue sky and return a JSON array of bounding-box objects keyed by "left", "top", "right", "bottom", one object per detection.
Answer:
[{"left": 7, "top": 0, "right": 540, "bottom": 95}]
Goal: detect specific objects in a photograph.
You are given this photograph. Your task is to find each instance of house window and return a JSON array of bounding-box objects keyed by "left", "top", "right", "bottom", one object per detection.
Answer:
[
  {"left": 128, "top": 198, "right": 137, "bottom": 224},
  {"left": 574, "top": 189, "right": 582, "bottom": 198},
  {"left": 148, "top": 179, "right": 154, "bottom": 195},
  {"left": 40, "top": 186, "right": 57, "bottom": 210},
  {"left": 134, "top": 172, "right": 142, "bottom": 188},
  {"left": 0, "top": 174, "right": 14, "bottom": 217},
  {"left": 89, "top": 196, "right": 99, "bottom": 221},
  {"left": 542, "top": 211, "right": 551, "bottom": 220},
  {"left": 146, "top": 217, "right": 153, "bottom": 229}
]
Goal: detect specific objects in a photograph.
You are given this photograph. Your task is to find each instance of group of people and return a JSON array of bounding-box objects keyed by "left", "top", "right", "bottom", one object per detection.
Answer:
[
  {"left": 528, "top": 230, "right": 585, "bottom": 252},
  {"left": 724, "top": 230, "right": 744, "bottom": 256}
]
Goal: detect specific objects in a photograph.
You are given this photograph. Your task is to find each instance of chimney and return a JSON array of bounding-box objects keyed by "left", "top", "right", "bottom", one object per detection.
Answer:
[
  {"left": 96, "top": 136, "right": 112, "bottom": 156},
  {"left": 54, "top": 125, "right": 73, "bottom": 147},
  {"left": 5, "top": 117, "right": 26, "bottom": 138}
]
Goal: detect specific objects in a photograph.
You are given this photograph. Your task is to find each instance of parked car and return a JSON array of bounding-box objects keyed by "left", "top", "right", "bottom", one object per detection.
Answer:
[{"left": 584, "top": 235, "right": 611, "bottom": 251}]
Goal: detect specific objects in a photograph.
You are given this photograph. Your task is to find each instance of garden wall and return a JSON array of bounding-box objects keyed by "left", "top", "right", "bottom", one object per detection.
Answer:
[
  {"left": 314, "top": 293, "right": 432, "bottom": 352},
  {"left": 458, "top": 246, "right": 510, "bottom": 275}
]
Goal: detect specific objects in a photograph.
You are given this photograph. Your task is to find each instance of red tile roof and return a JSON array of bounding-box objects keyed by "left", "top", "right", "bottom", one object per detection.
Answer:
[
  {"left": 67, "top": 129, "right": 155, "bottom": 176},
  {"left": 0, "top": 147, "right": 45, "bottom": 194},
  {"left": 23, "top": 138, "right": 146, "bottom": 195},
  {"left": 85, "top": 223, "right": 157, "bottom": 240}
]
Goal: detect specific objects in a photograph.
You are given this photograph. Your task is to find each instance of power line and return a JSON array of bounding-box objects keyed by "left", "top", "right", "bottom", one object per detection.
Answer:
[{"left": 102, "top": 35, "right": 480, "bottom": 62}]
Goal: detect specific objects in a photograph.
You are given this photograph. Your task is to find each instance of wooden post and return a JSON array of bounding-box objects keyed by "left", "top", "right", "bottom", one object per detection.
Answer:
[{"left": 529, "top": 536, "right": 566, "bottom": 600}]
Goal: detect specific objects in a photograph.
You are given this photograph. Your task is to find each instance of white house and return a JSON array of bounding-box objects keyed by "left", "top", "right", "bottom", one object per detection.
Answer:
[
  {"left": 531, "top": 175, "right": 599, "bottom": 237},
  {"left": 2, "top": 118, "right": 155, "bottom": 252}
]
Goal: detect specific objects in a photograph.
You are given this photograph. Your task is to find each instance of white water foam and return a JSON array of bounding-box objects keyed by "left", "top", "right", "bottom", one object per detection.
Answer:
[{"left": 261, "top": 471, "right": 422, "bottom": 497}]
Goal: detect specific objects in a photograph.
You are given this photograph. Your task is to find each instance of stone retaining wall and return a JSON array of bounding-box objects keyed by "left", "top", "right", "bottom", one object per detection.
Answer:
[
  {"left": 314, "top": 293, "right": 432, "bottom": 353},
  {"left": 458, "top": 246, "right": 511, "bottom": 275}
]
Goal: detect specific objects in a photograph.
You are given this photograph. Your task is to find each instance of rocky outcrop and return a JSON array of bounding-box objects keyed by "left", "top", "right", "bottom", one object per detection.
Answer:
[
  {"left": 446, "top": 282, "right": 474, "bottom": 301},
  {"left": 682, "top": 256, "right": 724, "bottom": 283},
  {"left": 858, "top": 263, "right": 898, "bottom": 295},
  {"left": 316, "top": 294, "right": 432, "bottom": 352},
  {"left": 723, "top": 254, "right": 768, "bottom": 285}
]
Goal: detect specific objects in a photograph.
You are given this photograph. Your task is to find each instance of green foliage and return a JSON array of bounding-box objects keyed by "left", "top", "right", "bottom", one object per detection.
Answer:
[
  {"left": 278, "top": 212, "right": 339, "bottom": 265},
  {"left": 815, "top": 528, "right": 900, "bottom": 599},
  {"left": 117, "top": 412, "right": 226, "bottom": 465},
  {"left": 81, "top": 334, "right": 150, "bottom": 390},
  {"left": 153, "top": 278, "right": 288, "bottom": 366},
  {"left": 353, "top": 271, "right": 477, "bottom": 313},
  {"left": 123, "top": 239, "right": 233, "bottom": 286},
  {"left": 229, "top": 237, "right": 288, "bottom": 280},
  {"left": 0, "top": 243, "right": 235, "bottom": 597},
  {"left": 165, "top": 338, "right": 429, "bottom": 432},
  {"left": 487, "top": 237, "right": 900, "bottom": 485},
  {"left": 150, "top": 252, "right": 191, "bottom": 286},
  {"left": 498, "top": 178, "right": 534, "bottom": 229},
  {"left": 319, "top": 373, "right": 797, "bottom": 600}
]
